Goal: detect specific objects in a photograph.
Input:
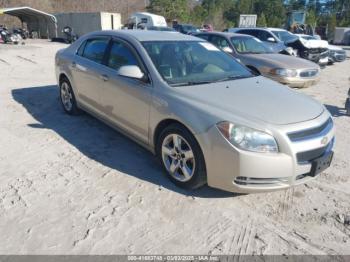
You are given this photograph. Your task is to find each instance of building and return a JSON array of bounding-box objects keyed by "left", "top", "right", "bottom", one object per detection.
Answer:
[
  {"left": 0, "top": 6, "right": 57, "bottom": 38},
  {"left": 55, "top": 12, "right": 121, "bottom": 38}
]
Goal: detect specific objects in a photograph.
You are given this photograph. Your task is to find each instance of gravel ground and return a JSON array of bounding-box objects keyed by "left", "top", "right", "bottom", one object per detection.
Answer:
[{"left": 0, "top": 40, "right": 349, "bottom": 255}]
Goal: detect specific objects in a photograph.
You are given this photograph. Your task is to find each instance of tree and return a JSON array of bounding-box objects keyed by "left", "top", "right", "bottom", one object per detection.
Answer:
[
  {"left": 257, "top": 12, "right": 267, "bottom": 27},
  {"left": 305, "top": 9, "right": 317, "bottom": 29},
  {"left": 147, "top": 0, "right": 190, "bottom": 22}
]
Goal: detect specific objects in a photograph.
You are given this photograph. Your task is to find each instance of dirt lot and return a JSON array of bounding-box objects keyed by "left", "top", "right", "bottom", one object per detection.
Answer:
[{"left": 0, "top": 40, "right": 349, "bottom": 255}]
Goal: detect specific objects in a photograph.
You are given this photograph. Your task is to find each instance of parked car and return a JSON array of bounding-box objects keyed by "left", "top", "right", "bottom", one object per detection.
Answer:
[
  {"left": 229, "top": 27, "right": 329, "bottom": 65},
  {"left": 196, "top": 32, "right": 320, "bottom": 88},
  {"left": 227, "top": 27, "right": 295, "bottom": 53},
  {"left": 174, "top": 24, "right": 200, "bottom": 35},
  {"left": 294, "top": 34, "right": 329, "bottom": 66},
  {"left": 328, "top": 45, "right": 347, "bottom": 63},
  {"left": 56, "top": 30, "right": 335, "bottom": 193}
]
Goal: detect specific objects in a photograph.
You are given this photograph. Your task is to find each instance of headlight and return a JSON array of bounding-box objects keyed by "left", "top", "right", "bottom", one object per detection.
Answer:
[
  {"left": 216, "top": 122, "right": 278, "bottom": 153},
  {"left": 270, "top": 68, "right": 298, "bottom": 77}
]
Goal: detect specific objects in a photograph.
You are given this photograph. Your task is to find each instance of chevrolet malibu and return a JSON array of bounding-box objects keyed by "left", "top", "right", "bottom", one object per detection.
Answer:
[
  {"left": 55, "top": 31, "right": 335, "bottom": 193},
  {"left": 196, "top": 32, "right": 320, "bottom": 88}
]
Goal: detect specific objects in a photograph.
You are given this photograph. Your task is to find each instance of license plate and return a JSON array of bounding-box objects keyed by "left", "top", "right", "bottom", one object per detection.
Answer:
[{"left": 310, "top": 151, "right": 333, "bottom": 177}]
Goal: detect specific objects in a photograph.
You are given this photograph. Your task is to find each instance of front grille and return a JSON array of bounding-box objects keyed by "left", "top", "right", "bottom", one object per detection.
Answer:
[
  {"left": 296, "top": 146, "right": 327, "bottom": 163},
  {"left": 288, "top": 118, "right": 333, "bottom": 142},
  {"left": 309, "top": 48, "right": 328, "bottom": 54},
  {"left": 299, "top": 69, "right": 319, "bottom": 78},
  {"left": 296, "top": 137, "right": 334, "bottom": 163},
  {"left": 234, "top": 176, "right": 289, "bottom": 186},
  {"left": 320, "top": 50, "right": 329, "bottom": 59}
]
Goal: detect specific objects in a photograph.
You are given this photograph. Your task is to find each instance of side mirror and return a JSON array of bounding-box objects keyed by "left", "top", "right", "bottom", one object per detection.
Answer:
[
  {"left": 222, "top": 46, "right": 233, "bottom": 53},
  {"left": 267, "top": 37, "right": 276, "bottom": 43},
  {"left": 118, "top": 65, "right": 145, "bottom": 80}
]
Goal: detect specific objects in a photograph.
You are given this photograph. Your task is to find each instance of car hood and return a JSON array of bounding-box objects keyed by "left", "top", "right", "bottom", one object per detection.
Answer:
[
  {"left": 174, "top": 76, "right": 324, "bottom": 125},
  {"left": 241, "top": 53, "right": 319, "bottom": 69},
  {"left": 328, "top": 44, "right": 344, "bottom": 51},
  {"left": 299, "top": 38, "right": 329, "bottom": 49}
]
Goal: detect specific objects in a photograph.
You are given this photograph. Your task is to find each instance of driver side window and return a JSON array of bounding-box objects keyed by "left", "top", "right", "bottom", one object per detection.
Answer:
[{"left": 107, "top": 40, "right": 139, "bottom": 71}]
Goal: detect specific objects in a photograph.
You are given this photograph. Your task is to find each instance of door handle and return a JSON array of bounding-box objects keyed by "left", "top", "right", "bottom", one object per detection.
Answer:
[
  {"left": 100, "top": 74, "right": 109, "bottom": 82},
  {"left": 71, "top": 62, "right": 76, "bottom": 68}
]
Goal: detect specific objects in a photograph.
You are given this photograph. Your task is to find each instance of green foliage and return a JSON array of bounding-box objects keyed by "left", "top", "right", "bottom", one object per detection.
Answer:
[
  {"left": 146, "top": 0, "right": 190, "bottom": 22},
  {"left": 146, "top": 0, "right": 350, "bottom": 31},
  {"left": 305, "top": 9, "right": 317, "bottom": 27},
  {"left": 257, "top": 12, "right": 267, "bottom": 27}
]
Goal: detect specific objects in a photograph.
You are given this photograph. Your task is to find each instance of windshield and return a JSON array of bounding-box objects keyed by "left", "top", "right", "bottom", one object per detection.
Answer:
[
  {"left": 148, "top": 26, "right": 175, "bottom": 32},
  {"left": 142, "top": 41, "right": 253, "bottom": 86},
  {"left": 300, "top": 35, "right": 318, "bottom": 40},
  {"left": 182, "top": 25, "right": 198, "bottom": 32},
  {"left": 272, "top": 30, "right": 298, "bottom": 42},
  {"left": 231, "top": 36, "right": 272, "bottom": 54}
]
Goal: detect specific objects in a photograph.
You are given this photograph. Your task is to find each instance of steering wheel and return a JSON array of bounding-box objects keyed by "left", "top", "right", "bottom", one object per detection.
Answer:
[{"left": 191, "top": 62, "right": 209, "bottom": 73}]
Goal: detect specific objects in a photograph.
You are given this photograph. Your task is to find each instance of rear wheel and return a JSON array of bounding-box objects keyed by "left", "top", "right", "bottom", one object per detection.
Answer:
[
  {"left": 157, "top": 123, "right": 207, "bottom": 189},
  {"left": 59, "top": 78, "right": 80, "bottom": 115}
]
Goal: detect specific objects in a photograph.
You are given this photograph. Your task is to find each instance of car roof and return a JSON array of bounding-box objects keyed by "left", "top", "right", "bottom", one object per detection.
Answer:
[
  {"left": 87, "top": 30, "right": 201, "bottom": 42},
  {"left": 229, "top": 27, "right": 288, "bottom": 32},
  {"left": 196, "top": 31, "right": 254, "bottom": 38},
  {"left": 267, "top": 28, "right": 287, "bottom": 32}
]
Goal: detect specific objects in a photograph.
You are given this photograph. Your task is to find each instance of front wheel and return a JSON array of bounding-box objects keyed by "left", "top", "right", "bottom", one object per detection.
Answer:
[{"left": 157, "top": 124, "right": 207, "bottom": 189}]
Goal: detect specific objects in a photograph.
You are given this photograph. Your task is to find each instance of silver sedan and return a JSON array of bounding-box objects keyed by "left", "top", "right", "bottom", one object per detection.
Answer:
[{"left": 55, "top": 30, "right": 335, "bottom": 193}]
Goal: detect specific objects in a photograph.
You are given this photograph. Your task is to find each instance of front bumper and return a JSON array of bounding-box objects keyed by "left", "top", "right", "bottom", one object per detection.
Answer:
[{"left": 196, "top": 112, "right": 335, "bottom": 193}]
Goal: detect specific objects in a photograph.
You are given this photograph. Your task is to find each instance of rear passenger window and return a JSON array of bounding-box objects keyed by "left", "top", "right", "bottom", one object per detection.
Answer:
[
  {"left": 210, "top": 36, "right": 230, "bottom": 49},
  {"left": 107, "top": 41, "right": 139, "bottom": 70},
  {"left": 82, "top": 38, "right": 109, "bottom": 64}
]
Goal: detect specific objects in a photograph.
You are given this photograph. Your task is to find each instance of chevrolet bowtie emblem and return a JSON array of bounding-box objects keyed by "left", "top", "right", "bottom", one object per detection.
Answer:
[{"left": 321, "top": 136, "right": 328, "bottom": 145}]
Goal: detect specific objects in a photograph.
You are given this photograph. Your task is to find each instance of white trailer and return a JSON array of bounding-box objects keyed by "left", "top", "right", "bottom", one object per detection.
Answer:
[
  {"left": 334, "top": 27, "right": 350, "bottom": 45},
  {"left": 127, "top": 12, "right": 167, "bottom": 29},
  {"left": 55, "top": 12, "right": 121, "bottom": 38}
]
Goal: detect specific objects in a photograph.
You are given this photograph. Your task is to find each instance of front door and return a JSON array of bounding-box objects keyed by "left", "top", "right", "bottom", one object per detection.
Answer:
[{"left": 99, "top": 38, "right": 152, "bottom": 144}]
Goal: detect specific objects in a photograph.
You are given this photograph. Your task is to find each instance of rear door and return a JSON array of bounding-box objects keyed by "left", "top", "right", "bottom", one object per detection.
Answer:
[{"left": 72, "top": 37, "right": 110, "bottom": 113}]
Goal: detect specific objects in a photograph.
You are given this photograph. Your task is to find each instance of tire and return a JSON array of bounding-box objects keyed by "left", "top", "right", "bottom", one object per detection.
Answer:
[
  {"left": 59, "top": 77, "right": 80, "bottom": 115},
  {"left": 346, "top": 98, "right": 350, "bottom": 116},
  {"left": 156, "top": 123, "right": 207, "bottom": 189}
]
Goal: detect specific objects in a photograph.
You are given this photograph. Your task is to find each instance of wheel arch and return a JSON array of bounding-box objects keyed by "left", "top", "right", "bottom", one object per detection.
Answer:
[
  {"left": 59, "top": 73, "right": 70, "bottom": 84},
  {"left": 153, "top": 118, "right": 197, "bottom": 155}
]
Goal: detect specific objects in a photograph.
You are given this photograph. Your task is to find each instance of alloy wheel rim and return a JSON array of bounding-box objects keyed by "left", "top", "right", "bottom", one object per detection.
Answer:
[
  {"left": 161, "top": 134, "right": 195, "bottom": 182},
  {"left": 60, "top": 82, "right": 73, "bottom": 111}
]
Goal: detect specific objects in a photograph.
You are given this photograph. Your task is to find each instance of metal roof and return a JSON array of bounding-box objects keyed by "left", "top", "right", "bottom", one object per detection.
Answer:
[{"left": 0, "top": 6, "right": 57, "bottom": 24}]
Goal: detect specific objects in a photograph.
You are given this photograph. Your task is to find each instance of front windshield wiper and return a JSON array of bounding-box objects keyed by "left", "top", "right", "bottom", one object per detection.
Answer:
[
  {"left": 170, "top": 80, "right": 212, "bottom": 87},
  {"left": 241, "top": 51, "right": 266, "bottom": 54},
  {"left": 214, "top": 75, "right": 252, "bottom": 83}
]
